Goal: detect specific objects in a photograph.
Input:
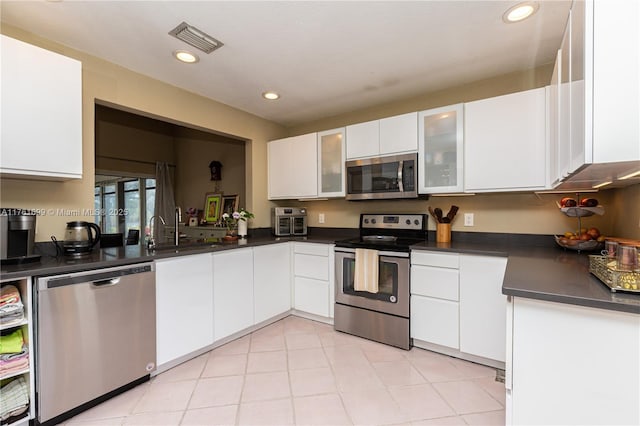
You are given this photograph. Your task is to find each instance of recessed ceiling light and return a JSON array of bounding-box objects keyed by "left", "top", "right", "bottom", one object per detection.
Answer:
[
  {"left": 503, "top": 2, "right": 539, "bottom": 23},
  {"left": 262, "top": 91, "right": 280, "bottom": 100},
  {"left": 173, "top": 50, "right": 199, "bottom": 64}
]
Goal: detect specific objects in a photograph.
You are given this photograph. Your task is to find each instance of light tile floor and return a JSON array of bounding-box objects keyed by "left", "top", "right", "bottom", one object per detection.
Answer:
[{"left": 64, "top": 316, "right": 505, "bottom": 426}]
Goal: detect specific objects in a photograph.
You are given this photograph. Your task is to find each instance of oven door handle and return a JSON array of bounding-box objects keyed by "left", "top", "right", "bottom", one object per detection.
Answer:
[{"left": 334, "top": 247, "right": 409, "bottom": 258}]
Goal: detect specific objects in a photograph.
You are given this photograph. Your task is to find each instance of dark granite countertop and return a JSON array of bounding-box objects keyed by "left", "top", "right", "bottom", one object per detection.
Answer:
[
  {"left": 411, "top": 233, "right": 640, "bottom": 315},
  {"left": 2, "top": 228, "right": 637, "bottom": 314},
  {"left": 0, "top": 228, "right": 357, "bottom": 281}
]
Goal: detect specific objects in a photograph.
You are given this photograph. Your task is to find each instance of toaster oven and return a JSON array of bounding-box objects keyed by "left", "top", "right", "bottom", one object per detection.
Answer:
[{"left": 271, "top": 207, "right": 307, "bottom": 236}]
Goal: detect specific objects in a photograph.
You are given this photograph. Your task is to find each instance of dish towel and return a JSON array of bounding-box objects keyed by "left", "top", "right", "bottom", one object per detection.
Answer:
[{"left": 354, "top": 248, "right": 379, "bottom": 293}]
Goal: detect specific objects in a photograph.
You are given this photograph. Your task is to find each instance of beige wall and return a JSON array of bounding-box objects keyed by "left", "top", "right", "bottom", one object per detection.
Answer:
[
  {"left": 173, "top": 127, "right": 247, "bottom": 214},
  {"left": 289, "top": 65, "right": 553, "bottom": 136},
  {"left": 277, "top": 190, "right": 623, "bottom": 237},
  {"left": 0, "top": 25, "right": 287, "bottom": 241},
  {"left": 609, "top": 184, "right": 640, "bottom": 240},
  {"left": 95, "top": 105, "right": 176, "bottom": 177}
]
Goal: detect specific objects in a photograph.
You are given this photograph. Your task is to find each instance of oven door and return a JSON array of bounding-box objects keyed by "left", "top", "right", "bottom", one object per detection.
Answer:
[
  {"left": 334, "top": 247, "right": 409, "bottom": 318},
  {"left": 291, "top": 215, "right": 307, "bottom": 235},
  {"left": 274, "top": 216, "right": 291, "bottom": 236}
]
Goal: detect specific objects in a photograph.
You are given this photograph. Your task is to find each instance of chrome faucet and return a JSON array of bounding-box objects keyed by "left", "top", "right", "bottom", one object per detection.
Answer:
[
  {"left": 174, "top": 207, "right": 181, "bottom": 246},
  {"left": 147, "top": 215, "right": 166, "bottom": 250}
]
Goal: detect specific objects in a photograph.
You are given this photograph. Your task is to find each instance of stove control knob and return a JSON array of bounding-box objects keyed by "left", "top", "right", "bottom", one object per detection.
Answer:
[
  {"left": 414, "top": 219, "right": 420, "bottom": 225},
  {"left": 371, "top": 219, "right": 377, "bottom": 224},
  {"left": 390, "top": 295, "right": 397, "bottom": 303},
  {"left": 405, "top": 219, "right": 411, "bottom": 225},
  {"left": 364, "top": 219, "right": 369, "bottom": 224}
]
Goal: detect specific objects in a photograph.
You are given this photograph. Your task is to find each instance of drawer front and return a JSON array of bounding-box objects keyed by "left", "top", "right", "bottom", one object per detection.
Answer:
[
  {"left": 411, "top": 250, "right": 459, "bottom": 268},
  {"left": 294, "top": 277, "right": 329, "bottom": 317},
  {"left": 411, "top": 265, "right": 459, "bottom": 301},
  {"left": 410, "top": 295, "right": 459, "bottom": 349},
  {"left": 294, "top": 253, "right": 329, "bottom": 280},
  {"left": 294, "top": 242, "right": 330, "bottom": 256}
]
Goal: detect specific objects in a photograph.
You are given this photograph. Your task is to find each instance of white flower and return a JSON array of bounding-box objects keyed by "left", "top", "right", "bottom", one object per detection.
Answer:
[
  {"left": 232, "top": 211, "right": 241, "bottom": 220},
  {"left": 222, "top": 212, "right": 230, "bottom": 219}
]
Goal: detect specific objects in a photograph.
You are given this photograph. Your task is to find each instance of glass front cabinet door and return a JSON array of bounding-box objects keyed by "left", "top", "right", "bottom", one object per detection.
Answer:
[
  {"left": 317, "top": 128, "right": 346, "bottom": 197},
  {"left": 418, "top": 104, "right": 464, "bottom": 194}
]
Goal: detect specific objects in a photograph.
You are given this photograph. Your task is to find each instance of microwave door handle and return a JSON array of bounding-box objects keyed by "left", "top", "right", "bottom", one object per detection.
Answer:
[{"left": 397, "top": 160, "right": 404, "bottom": 192}]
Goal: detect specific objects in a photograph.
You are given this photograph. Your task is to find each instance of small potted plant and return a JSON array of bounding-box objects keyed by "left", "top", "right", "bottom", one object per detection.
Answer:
[{"left": 221, "top": 208, "right": 254, "bottom": 240}]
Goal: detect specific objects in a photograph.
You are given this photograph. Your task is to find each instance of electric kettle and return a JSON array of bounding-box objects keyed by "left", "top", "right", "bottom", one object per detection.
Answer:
[{"left": 63, "top": 221, "right": 101, "bottom": 256}]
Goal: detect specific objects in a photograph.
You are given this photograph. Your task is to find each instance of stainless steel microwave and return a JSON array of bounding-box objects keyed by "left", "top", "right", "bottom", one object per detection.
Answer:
[{"left": 345, "top": 153, "right": 418, "bottom": 200}]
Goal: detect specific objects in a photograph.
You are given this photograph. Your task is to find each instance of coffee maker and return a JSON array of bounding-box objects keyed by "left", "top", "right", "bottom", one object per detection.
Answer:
[{"left": 0, "top": 208, "right": 39, "bottom": 263}]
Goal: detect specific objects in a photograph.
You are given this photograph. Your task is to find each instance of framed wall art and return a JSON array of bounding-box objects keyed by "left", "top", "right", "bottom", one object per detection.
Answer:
[
  {"left": 203, "top": 193, "right": 222, "bottom": 223},
  {"left": 221, "top": 194, "right": 239, "bottom": 216}
]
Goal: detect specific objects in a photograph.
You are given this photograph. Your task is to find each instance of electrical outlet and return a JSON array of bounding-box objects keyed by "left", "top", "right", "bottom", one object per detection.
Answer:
[
  {"left": 319, "top": 213, "right": 325, "bottom": 224},
  {"left": 464, "top": 213, "right": 474, "bottom": 227}
]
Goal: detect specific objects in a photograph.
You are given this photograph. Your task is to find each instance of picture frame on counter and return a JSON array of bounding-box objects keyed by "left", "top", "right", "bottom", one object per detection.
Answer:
[
  {"left": 203, "top": 193, "right": 222, "bottom": 223},
  {"left": 221, "top": 194, "right": 239, "bottom": 216}
]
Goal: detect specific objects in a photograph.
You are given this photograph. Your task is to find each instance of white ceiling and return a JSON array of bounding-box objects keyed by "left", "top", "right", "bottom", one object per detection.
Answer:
[{"left": 0, "top": 1, "right": 571, "bottom": 128}]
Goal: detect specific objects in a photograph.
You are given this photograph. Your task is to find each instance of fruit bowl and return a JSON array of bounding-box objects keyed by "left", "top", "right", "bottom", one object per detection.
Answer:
[{"left": 555, "top": 235, "right": 604, "bottom": 252}]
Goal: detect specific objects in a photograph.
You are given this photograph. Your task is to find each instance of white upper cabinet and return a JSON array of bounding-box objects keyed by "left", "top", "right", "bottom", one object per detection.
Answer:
[
  {"left": 588, "top": 0, "right": 639, "bottom": 164},
  {"left": 346, "top": 120, "right": 379, "bottom": 159},
  {"left": 464, "top": 88, "right": 548, "bottom": 192},
  {"left": 418, "top": 104, "right": 464, "bottom": 194},
  {"left": 556, "top": 0, "right": 640, "bottom": 183},
  {"left": 317, "top": 128, "right": 346, "bottom": 197},
  {"left": 379, "top": 112, "right": 418, "bottom": 155},
  {"left": 0, "top": 35, "right": 82, "bottom": 180},
  {"left": 548, "top": 50, "right": 562, "bottom": 187},
  {"left": 346, "top": 112, "right": 418, "bottom": 160},
  {"left": 268, "top": 133, "right": 318, "bottom": 199}
]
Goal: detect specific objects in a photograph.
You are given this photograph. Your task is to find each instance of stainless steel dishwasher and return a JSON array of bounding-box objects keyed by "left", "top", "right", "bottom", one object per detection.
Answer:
[{"left": 35, "top": 263, "right": 156, "bottom": 425}]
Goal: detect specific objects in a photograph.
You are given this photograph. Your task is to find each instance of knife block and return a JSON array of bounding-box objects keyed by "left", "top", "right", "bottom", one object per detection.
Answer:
[{"left": 436, "top": 223, "right": 451, "bottom": 243}]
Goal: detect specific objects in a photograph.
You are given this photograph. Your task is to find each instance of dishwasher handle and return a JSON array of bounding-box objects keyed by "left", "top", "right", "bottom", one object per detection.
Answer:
[{"left": 92, "top": 277, "right": 121, "bottom": 287}]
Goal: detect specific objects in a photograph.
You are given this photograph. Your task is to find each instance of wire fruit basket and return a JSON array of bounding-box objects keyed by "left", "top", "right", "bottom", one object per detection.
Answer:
[{"left": 588, "top": 255, "right": 640, "bottom": 293}]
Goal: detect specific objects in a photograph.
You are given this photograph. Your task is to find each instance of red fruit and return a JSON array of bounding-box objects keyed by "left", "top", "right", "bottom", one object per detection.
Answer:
[
  {"left": 561, "top": 197, "right": 577, "bottom": 207},
  {"left": 580, "top": 233, "right": 592, "bottom": 241},
  {"left": 587, "top": 227, "right": 600, "bottom": 239},
  {"left": 579, "top": 198, "right": 598, "bottom": 207}
]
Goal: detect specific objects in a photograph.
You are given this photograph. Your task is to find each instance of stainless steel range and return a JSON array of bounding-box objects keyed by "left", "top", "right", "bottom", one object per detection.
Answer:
[{"left": 334, "top": 213, "right": 427, "bottom": 350}]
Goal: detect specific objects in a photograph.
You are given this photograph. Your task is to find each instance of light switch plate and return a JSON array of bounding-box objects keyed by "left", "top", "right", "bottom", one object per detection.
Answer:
[{"left": 319, "top": 213, "right": 325, "bottom": 224}]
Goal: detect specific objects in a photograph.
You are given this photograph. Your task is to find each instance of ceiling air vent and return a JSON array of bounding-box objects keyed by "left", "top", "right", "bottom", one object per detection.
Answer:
[{"left": 168, "top": 22, "right": 223, "bottom": 54}]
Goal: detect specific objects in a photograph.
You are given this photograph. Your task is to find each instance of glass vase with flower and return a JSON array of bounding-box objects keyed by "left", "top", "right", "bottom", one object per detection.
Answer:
[{"left": 221, "top": 208, "right": 254, "bottom": 240}]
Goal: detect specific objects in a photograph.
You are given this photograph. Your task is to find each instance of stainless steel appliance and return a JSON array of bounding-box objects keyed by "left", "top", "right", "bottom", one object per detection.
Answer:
[
  {"left": 271, "top": 207, "right": 308, "bottom": 236},
  {"left": 334, "top": 213, "right": 427, "bottom": 350},
  {"left": 62, "top": 221, "right": 101, "bottom": 257},
  {"left": 0, "top": 208, "right": 39, "bottom": 263},
  {"left": 35, "top": 263, "right": 156, "bottom": 425},
  {"left": 345, "top": 153, "right": 418, "bottom": 200}
]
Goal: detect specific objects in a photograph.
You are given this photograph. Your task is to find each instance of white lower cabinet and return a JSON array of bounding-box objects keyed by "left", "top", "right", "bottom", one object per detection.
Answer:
[
  {"left": 507, "top": 297, "right": 640, "bottom": 425},
  {"left": 155, "top": 254, "right": 214, "bottom": 366},
  {"left": 293, "top": 242, "right": 334, "bottom": 318},
  {"left": 459, "top": 255, "right": 507, "bottom": 362},
  {"left": 410, "top": 251, "right": 460, "bottom": 349},
  {"left": 410, "top": 250, "right": 507, "bottom": 367},
  {"left": 213, "top": 248, "right": 254, "bottom": 341},
  {"left": 253, "top": 243, "right": 291, "bottom": 324},
  {"left": 411, "top": 296, "right": 459, "bottom": 349}
]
